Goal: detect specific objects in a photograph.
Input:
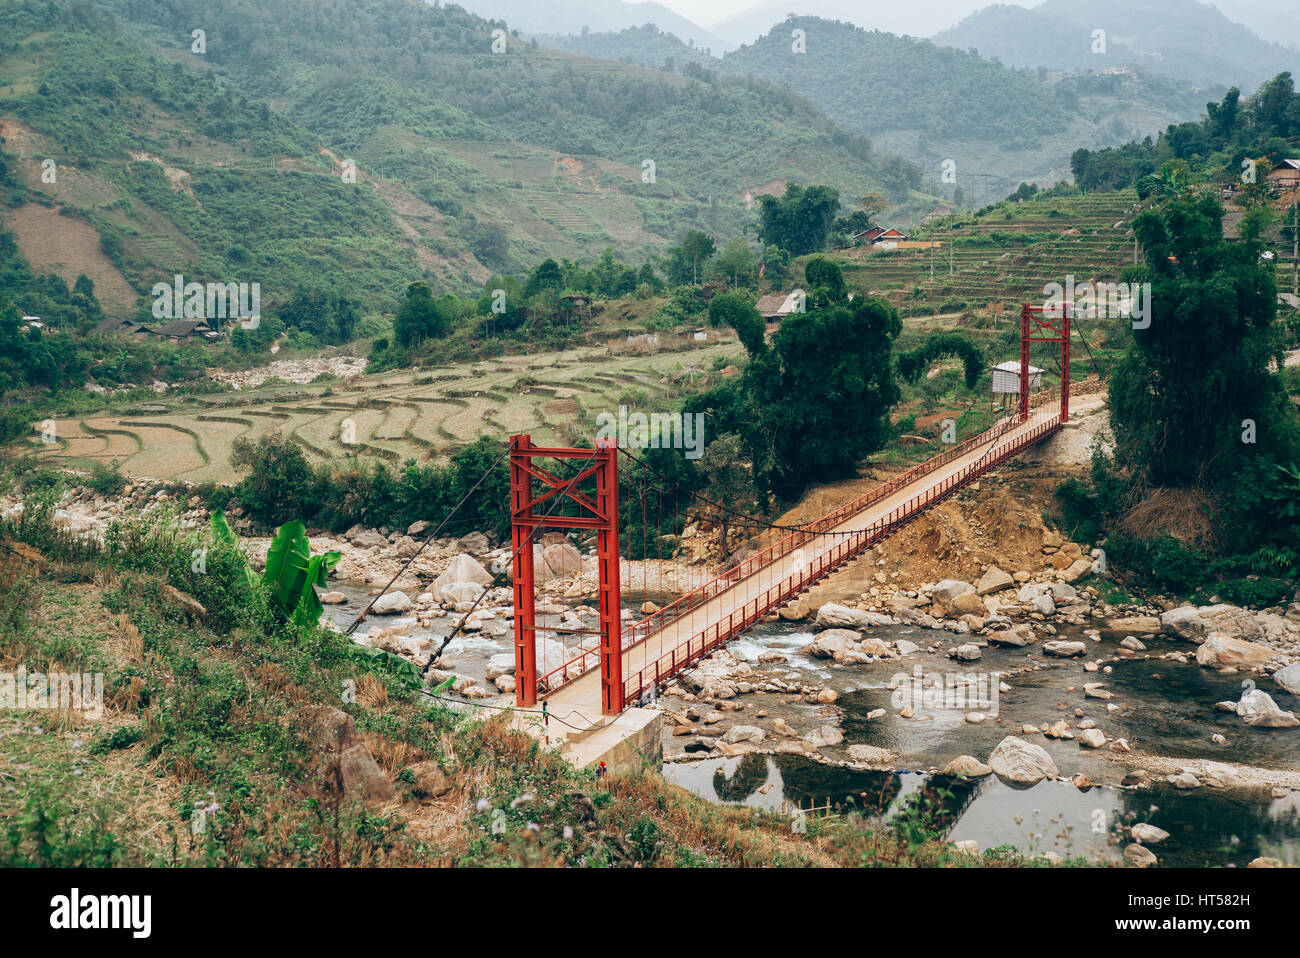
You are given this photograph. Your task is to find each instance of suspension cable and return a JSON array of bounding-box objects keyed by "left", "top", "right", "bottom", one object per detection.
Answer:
[{"left": 344, "top": 444, "right": 511, "bottom": 636}]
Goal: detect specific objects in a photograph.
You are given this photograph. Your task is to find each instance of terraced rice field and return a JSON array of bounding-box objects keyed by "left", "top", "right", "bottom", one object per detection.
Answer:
[
  {"left": 840, "top": 191, "right": 1140, "bottom": 318},
  {"left": 32, "top": 340, "right": 740, "bottom": 483}
]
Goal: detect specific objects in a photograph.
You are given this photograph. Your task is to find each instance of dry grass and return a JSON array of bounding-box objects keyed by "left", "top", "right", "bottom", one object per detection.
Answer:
[{"left": 1119, "top": 486, "right": 1220, "bottom": 551}]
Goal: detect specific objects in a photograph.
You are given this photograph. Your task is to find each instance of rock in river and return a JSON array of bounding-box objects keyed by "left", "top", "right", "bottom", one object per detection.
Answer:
[
  {"left": 371, "top": 591, "right": 412, "bottom": 615},
  {"left": 1161, "top": 604, "right": 1263, "bottom": 644},
  {"left": 1195, "top": 634, "right": 1289, "bottom": 671},
  {"left": 987, "top": 736, "right": 1059, "bottom": 784},
  {"left": 942, "top": 755, "right": 992, "bottom": 778},
  {"left": 815, "top": 603, "right": 889, "bottom": 629},
  {"left": 1237, "top": 689, "right": 1300, "bottom": 728},
  {"left": 1274, "top": 663, "right": 1300, "bottom": 696},
  {"left": 1131, "top": 823, "right": 1169, "bottom": 844},
  {"left": 433, "top": 553, "right": 494, "bottom": 593},
  {"left": 809, "top": 629, "right": 859, "bottom": 659},
  {"left": 1043, "top": 640, "right": 1086, "bottom": 657},
  {"left": 804, "top": 725, "right": 843, "bottom": 750}
]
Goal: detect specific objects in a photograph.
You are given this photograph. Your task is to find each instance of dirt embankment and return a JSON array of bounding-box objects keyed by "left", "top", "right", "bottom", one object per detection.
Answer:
[{"left": 778, "top": 405, "right": 1113, "bottom": 607}]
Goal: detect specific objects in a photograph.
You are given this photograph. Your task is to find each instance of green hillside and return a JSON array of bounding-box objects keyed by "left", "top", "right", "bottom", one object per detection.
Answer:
[
  {"left": 537, "top": 17, "right": 1217, "bottom": 198},
  {"left": 0, "top": 0, "right": 922, "bottom": 319}
]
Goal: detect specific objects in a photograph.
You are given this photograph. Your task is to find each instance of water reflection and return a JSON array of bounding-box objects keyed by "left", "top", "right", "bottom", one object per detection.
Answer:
[{"left": 666, "top": 753, "right": 1300, "bottom": 866}]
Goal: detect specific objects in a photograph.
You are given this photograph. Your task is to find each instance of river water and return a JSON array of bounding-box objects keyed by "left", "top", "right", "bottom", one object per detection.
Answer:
[{"left": 323, "top": 582, "right": 1300, "bottom": 865}]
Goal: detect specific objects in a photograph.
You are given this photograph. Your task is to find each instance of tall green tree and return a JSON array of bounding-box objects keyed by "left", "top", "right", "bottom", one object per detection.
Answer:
[
  {"left": 1110, "top": 196, "right": 1298, "bottom": 487},
  {"left": 393, "top": 281, "right": 450, "bottom": 347},
  {"left": 708, "top": 259, "right": 900, "bottom": 498},
  {"left": 714, "top": 237, "right": 755, "bottom": 288},
  {"left": 675, "top": 230, "right": 715, "bottom": 285},
  {"left": 757, "top": 183, "right": 841, "bottom": 256}
]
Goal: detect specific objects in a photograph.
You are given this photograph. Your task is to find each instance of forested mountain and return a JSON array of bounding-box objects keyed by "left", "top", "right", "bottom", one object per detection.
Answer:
[
  {"left": 533, "top": 24, "right": 716, "bottom": 72},
  {"left": 538, "top": 17, "right": 1215, "bottom": 197},
  {"left": 934, "top": 0, "right": 1297, "bottom": 91},
  {"left": 451, "top": 0, "right": 726, "bottom": 54},
  {"left": 705, "top": 0, "right": 985, "bottom": 49},
  {"left": 0, "top": 0, "right": 915, "bottom": 319}
]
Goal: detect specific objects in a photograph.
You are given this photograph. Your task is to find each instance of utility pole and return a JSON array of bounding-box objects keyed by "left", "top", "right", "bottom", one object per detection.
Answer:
[
  {"left": 967, "top": 172, "right": 995, "bottom": 213},
  {"left": 1292, "top": 202, "right": 1298, "bottom": 295}
]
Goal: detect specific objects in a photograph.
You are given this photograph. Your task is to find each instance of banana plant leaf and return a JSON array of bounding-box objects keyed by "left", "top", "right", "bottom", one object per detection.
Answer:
[
  {"left": 263, "top": 520, "right": 313, "bottom": 620},
  {"left": 347, "top": 645, "right": 427, "bottom": 689},
  {"left": 290, "top": 548, "right": 342, "bottom": 628},
  {"left": 209, "top": 510, "right": 258, "bottom": 591}
]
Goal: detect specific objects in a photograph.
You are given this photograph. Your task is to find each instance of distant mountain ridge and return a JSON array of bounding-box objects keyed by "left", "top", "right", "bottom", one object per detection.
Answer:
[
  {"left": 933, "top": 0, "right": 1296, "bottom": 90},
  {"left": 535, "top": 16, "right": 1217, "bottom": 195},
  {"left": 445, "top": 0, "right": 728, "bottom": 53}
]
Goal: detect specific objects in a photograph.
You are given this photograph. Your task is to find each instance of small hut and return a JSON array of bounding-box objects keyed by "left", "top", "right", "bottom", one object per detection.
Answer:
[{"left": 991, "top": 360, "right": 1043, "bottom": 408}]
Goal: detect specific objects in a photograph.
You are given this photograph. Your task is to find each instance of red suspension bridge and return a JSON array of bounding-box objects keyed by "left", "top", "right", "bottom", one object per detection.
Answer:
[{"left": 507, "top": 305, "right": 1096, "bottom": 746}]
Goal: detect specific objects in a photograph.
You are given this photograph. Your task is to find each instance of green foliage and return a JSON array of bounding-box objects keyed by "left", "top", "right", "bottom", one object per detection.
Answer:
[
  {"left": 707, "top": 291, "right": 764, "bottom": 354},
  {"left": 663, "top": 231, "right": 716, "bottom": 286},
  {"left": 229, "top": 433, "right": 512, "bottom": 540},
  {"left": 277, "top": 288, "right": 361, "bottom": 345},
  {"left": 394, "top": 282, "right": 452, "bottom": 347},
  {"left": 89, "top": 726, "right": 145, "bottom": 754},
  {"left": 757, "top": 183, "right": 840, "bottom": 257},
  {"left": 898, "top": 334, "right": 985, "bottom": 390},
  {"left": 719, "top": 259, "right": 902, "bottom": 498},
  {"left": 1208, "top": 577, "right": 1294, "bottom": 608},
  {"left": 1072, "top": 74, "right": 1300, "bottom": 191},
  {"left": 2, "top": 790, "right": 122, "bottom": 867},
  {"left": 1110, "top": 195, "right": 1299, "bottom": 486},
  {"left": 260, "top": 519, "right": 341, "bottom": 628}
]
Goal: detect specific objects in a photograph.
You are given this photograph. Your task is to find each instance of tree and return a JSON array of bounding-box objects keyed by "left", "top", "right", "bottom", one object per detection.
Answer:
[
  {"left": 761, "top": 245, "right": 790, "bottom": 285},
  {"left": 707, "top": 290, "right": 764, "bottom": 354},
  {"left": 898, "top": 333, "right": 985, "bottom": 389},
  {"left": 804, "top": 255, "right": 846, "bottom": 304},
  {"left": 697, "top": 433, "right": 760, "bottom": 564},
  {"left": 637, "top": 261, "right": 663, "bottom": 293},
  {"left": 393, "top": 281, "right": 450, "bottom": 346},
  {"left": 710, "top": 259, "right": 901, "bottom": 498},
  {"left": 857, "top": 191, "right": 889, "bottom": 221},
  {"left": 592, "top": 248, "right": 638, "bottom": 297},
  {"left": 757, "top": 183, "right": 840, "bottom": 256},
  {"left": 1110, "top": 196, "right": 1299, "bottom": 488},
  {"left": 278, "top": 287, "right": 360, "bottom": 344},
  {"left": 677, "top": 230, "right": 715, "bottom": 285},
  {"left": 1136, "top": 160, "right": 1192, "bottom": 202},
  {"left": 714, "top": 237, "right": 755, "bottom": 288},
  {"left": 524, "top": 259, "right": 564, "bottom": 298}
]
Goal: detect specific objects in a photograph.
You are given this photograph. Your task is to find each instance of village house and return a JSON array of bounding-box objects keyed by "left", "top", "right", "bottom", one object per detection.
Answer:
[
  {"left": 921, "top": 204, "right": 954, "bottom": 225},
  {"left": 153, "top": 318, "right": 220, "bottom": 343},
  {"left": 755, "top": 291, "right": 803, "bottom": 324},
  {"left": 1267, "top": 159, "right": 1300, "bottom": 194},
  {"left": 847, "top": 226, "right": 909, "bottom": 248},
  {"left": 95, "top": 317, "right": 155, "bottom": 339}
]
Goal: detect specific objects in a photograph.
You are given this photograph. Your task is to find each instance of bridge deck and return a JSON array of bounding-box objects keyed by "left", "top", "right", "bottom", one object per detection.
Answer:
[{"left": 535, "top": 398, "right": 1101, "bottom": 745}]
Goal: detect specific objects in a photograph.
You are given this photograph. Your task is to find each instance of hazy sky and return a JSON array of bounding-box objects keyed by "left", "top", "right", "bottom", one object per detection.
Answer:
[
  {"left": 644, "top": 0, "right": 1006, "bottom": 33},
  {"left": 653, "top": 0, "right": 769, "bottom": 24}
]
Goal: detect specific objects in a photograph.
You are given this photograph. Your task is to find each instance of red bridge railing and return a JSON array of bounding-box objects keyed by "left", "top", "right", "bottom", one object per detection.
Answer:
[
  {"left": 620, "top": 414, "right": 1063, "bottom": 704},
  {"left": 535, "top": 412, "right": 1023, "bottom": 692}
]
